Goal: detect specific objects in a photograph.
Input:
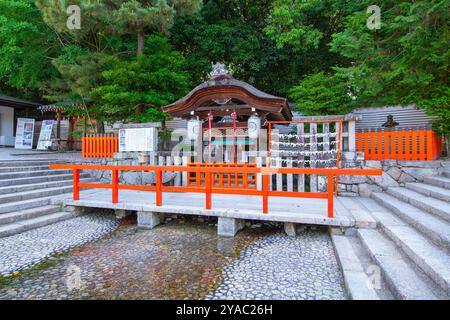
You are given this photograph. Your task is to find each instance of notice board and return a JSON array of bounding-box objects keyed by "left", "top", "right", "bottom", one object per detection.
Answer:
[
  {"left": 14, "top": 118, "right": 35, "bottom": 149},
  {"left": 119, "top": 128, "right": 158, "bottom": 152}
]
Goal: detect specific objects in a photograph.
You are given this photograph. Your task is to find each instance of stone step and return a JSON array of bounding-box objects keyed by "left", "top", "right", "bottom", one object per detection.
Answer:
[
  {"left": 386, "top": 187, "right": 450, "bottom": 223},
  {"left": 0, "top": 173, "right": 89, "bottom": 187},
  {"left": 0, "top": 197, "right": 54, "bottom": 214},
  {"left": 405, "top": 182, "right": 450, "bottom": 202},
  {"left": 331, "top": 234, "right": 382, "bottom": 300},
  {"left": 357, "top": 229, "right": 441, "bottom": 300},
  {"left": 371, "top": 193, "right": 450, "bottom": 250},
  {"left": 0, "top": 178, "right": 95, "bottom": 196},
  {"left": 423, "top": 176, "right": 450, "bottom": 189},
  {"left": 0, "top": 160, "right": 66, "bottom": 167},
  {"left": 0, "top": 185, "right": 78, "bottom": 205},
  {"left": 359, "top": 198, "right": 450, "bottom": 296},
  {"left": 0, "top": 169, "right": 73, "bottom": 180},
  {"left": 442, "top": 170, "right": 450, "bottom": 179},
  {"left": 0, "top": 211, "right": 75, "bottom": 238},
  {"left": 0, "top": 205, "right": 60, "bottom": 225},
  {"left": 0, "top": 165, "right": 51, "bottom": 173}
]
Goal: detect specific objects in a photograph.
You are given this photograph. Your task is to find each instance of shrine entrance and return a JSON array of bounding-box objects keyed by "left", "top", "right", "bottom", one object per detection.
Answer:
[{"left": 162, "top": 63, "right": 292, "bottom": 164}]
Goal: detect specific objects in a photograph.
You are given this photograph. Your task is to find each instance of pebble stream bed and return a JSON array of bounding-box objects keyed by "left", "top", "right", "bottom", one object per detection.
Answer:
[{"left": 0, "top": 214, "right": 347, "bottom": 300}]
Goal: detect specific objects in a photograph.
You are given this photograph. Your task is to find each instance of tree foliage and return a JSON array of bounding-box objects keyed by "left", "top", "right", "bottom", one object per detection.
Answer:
[
  {"left": 91, "top": 35, "right": 191, "bottom": 123},
  {"left": 266, "top": 0, "right": 449, "bottom": 133},
  {"left": 0, "top": 0, "right": 447, "bottom": 135}
]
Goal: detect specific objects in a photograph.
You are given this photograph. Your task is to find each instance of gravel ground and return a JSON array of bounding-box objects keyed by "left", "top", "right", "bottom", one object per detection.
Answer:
[
  {"left": 0, "top": 214, "right": 119, "bottom": 277},
  {"left": 0, "top": 218, "right": 347, "bottom": 300},
  {"left": 207, "top": 231, "right": 346, "bottom": 300}
]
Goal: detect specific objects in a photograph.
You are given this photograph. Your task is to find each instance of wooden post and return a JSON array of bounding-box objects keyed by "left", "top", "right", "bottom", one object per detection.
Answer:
[
  {"left": 56, "top": 110, "right": 61, "bottom": 140},
  {"left": 256, "top": 156, "right": 262, "bottom": 190},
  {"left": 156, "top": 170, "right": 162, "bottom": 206},
  {"left": 73, "top": 169, "right": 80, "bottom": 201},
  {"left": 310, "top": 123, "right": 318, "bottom": 192},
  {"left": 426, "top": 129, "right": 433, "bottom": 160},
  {"left": 182, "top": 156, "right": 188, "bottom": 186},
  {"left": 348, "top": 120, "right": 356, "bottom": 152},
  {"left": 112, "top": 169, "right": 118, "bottom": 204},
  {"left": 327, "top": 174, "right": 334, "bottom": 218},
  {"left": 205, "top": 171, "right": 212, "bottom": 209},
  {"left": 297, "top": 123, "right": 305, "bottom": 192},
  {"left": 262, "top": 173, "right": 269, "bottom": 214},
  {"left": 276, "top": 157, "right": 282, "bottom": 191}
]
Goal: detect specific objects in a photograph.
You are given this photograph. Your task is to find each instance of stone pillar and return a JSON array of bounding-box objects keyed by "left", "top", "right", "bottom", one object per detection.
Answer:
[
  {"left": 284, "top": 222, "right": 297, "bottom": 237},
  {"left": 137, "top": 211, "right": 162, "bottom": 229},
  {"left": 217, "top": 217, "right": 245, "bottom": 237}
]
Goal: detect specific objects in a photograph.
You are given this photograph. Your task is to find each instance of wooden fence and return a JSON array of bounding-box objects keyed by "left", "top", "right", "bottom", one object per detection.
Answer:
[
  {"left": 82, "top": 134, "right": 118, "bottom": 158},
  {"left": 356, "top": 127, "right": 442, "bottom": 161},
  {"left": 49, "top": 163, "right": 382, "bottom": 218}
]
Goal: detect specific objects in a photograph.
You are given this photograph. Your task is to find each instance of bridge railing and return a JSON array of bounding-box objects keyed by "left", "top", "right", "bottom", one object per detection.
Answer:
[{"left": 49, "top": 164, "right": 382, "bottom": 218}]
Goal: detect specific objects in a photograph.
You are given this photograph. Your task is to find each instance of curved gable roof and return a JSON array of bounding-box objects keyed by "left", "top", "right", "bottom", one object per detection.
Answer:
[{"left": 162, "top": 74, "right": 292, "bottom": 121}]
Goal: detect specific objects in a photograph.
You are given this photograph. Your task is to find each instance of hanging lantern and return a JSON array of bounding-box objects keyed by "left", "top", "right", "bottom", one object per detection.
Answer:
[
  {"left": 248, "top": 113, "right": 261, "bottom": 139},
  {"left": 187, "top": 118, "right": 200, "bottom": 141}
]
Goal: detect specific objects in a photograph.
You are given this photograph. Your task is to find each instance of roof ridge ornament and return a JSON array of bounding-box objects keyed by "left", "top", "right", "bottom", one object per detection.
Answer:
[{"left": 209, "top": 63, "right": 231, "bottom": 79}]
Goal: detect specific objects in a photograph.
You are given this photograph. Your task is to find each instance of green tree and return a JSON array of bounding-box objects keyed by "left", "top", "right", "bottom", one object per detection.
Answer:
[
  {"left": 170, "top": 0, "right": 318, "bottom": 97},
  {"left": 289, "top": 72, "right": 356, "bottom": 115},
  {"left": 0, "top": 0, "right": 59, "bottom": 100},
  {"left": 266, "top": 0, "right": 449, "bottom": 136},
  {"left": 91, "top": 35, "right": 191, "bottom": 123}
]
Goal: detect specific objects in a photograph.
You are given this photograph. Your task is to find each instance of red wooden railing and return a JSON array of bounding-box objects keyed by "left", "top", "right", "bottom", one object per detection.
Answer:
[
  {"left": 49, "top": 164, "right": 382, "bottom": 218},
  {"left": 82, "top": 134, "right": 118, "bottom": 158},
  {"left": 187, "top": 162, "right": 257, "bottom": 189},
  {"left": 356, "top": 127, "right": 442, "bottom": 161}
]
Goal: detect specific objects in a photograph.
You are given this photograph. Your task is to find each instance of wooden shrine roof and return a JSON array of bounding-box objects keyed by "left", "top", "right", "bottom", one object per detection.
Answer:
[{"left": 162, "top": 73, "right": 292, "bottom": 121}]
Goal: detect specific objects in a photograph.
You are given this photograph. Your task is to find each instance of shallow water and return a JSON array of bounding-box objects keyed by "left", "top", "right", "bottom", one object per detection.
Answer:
[{"left": 0, "top": 216, "right": 346, "bottom": 300}]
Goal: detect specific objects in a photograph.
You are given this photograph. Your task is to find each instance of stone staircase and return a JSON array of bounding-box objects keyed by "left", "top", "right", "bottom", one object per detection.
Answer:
[
  {"left": 0, "top": 159, "right": 93, "bottom": 238},
  {"left": 350, "top": 165, "right": 450, "bottom": 299}
]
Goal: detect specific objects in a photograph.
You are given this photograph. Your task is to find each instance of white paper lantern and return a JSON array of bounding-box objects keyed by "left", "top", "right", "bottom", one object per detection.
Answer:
[
  {"left": 187, "top": 119, "right": 200, "bottom": 141},
  {"left": 247, "top": 114, "right": 260, "bottom": 139}
]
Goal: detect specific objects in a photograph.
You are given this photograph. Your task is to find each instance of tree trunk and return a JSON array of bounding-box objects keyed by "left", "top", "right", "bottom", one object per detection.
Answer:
[
  {"left": 137, "top": 31, "right": 145, "bottom": 55},
  {"left": 135, "top": 104, "right": 144, "bottom": 115}
]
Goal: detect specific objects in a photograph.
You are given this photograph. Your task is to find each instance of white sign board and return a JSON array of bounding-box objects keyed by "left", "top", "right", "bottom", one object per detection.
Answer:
[
  {"left": 119, "top": 128, "right": 158, "bottom": 152},
  {"left": 15, "top": 118, "right": 35, "bottom": 149},
  {"left": 37, "top": 120, "right": 55, "bottom": 150}
]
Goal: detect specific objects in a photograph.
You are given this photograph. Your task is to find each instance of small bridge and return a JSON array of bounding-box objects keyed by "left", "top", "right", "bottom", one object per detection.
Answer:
[{"left": 49, "top": 163, "right": 382, "bottom": 236}]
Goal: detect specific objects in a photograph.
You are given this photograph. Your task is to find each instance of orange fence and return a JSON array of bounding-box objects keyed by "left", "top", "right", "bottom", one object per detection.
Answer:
[
  {"left": 187, "top": 162, "right": 257, "bottom": 189},
  {"left": 82, "top": 134, "right": 118, "bottom": 158},
  {"left": 356, "top": 128, "right": 442, "bottom": 161},
  {"left": 49, "top": 163, "right": 382, "bottom": 218}
]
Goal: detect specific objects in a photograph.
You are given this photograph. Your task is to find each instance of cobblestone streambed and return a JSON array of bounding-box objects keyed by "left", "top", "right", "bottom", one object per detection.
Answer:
[{"left": 0, "top": 215, "right": 347, "bottom": 300}]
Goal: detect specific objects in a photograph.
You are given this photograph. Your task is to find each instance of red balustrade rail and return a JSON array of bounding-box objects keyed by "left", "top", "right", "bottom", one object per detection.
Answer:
[
  {"left": 49, "top": 164, "right": 382, "bottom": 218},
  {"left": 187, "top": 162, "right": 257, "bottom": 189},
  {"left": 356, "top": 128, "right": 442, "bottom": 161},
  {"left": 82, "top": 134, "right": 118, "bottom": 158}
]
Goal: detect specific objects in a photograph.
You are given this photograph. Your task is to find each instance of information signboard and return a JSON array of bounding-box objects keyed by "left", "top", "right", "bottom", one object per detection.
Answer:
[
  {"left": 37, "top": 120, "right": 55, "bottom": 150},
  {"left": 119, "top": 128, "right": 158, "bottom": 152},
  {"left": 14, "top": 118, "right": 35, "bottom": 149}
]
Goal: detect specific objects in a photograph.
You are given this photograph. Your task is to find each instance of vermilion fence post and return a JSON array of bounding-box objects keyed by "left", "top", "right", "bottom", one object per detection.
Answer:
[
  {"left": 262, "top": 174, "right": 269, "bottom": 214},
  {"left": 426, "top": 130, "right": 433, "bottom": 160},
  {"left": 205, "top": 171, "right": 212, "bottom": 209},
  {"left": 112, "top": 169, "right": 118, "bottom": 204},
  {"left": 82, "top": 136, "right": 86, "bottom": 158},
  {"left": 327, "top": 174, "right": 334, "bottom": 218},
  {"left": 156, "top": 170, "right": 162, "bottom": 206},
  {"left": 73, "top": 168, "right": 80, "bottom": 201}
]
